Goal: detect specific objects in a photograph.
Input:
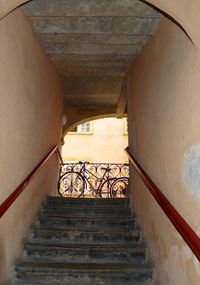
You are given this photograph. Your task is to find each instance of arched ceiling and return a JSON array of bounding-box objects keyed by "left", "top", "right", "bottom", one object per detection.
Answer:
[{"left": 22, "top": 0, "right": 161, "bottom": 117}]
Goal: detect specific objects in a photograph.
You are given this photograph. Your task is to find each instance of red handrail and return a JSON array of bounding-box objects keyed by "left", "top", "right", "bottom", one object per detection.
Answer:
[
  {"left": 125, "top": 147, "right": 200, "bottom": 261},
  {"left": 0, "top": 145, "right": 63, "bottom": 218}
]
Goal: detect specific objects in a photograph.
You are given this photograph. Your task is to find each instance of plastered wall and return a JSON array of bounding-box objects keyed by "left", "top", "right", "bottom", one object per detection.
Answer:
[
  {"left": 0, "top": 8, "right": 63, "bottom": 284},
  {"left": 128, "top": 18, "right": 200, "bottom": 285}
]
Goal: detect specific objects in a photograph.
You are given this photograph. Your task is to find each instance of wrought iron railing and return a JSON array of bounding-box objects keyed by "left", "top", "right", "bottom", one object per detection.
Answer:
[{"left": 58, "top": 162, "right": 129, "bottom": 198}]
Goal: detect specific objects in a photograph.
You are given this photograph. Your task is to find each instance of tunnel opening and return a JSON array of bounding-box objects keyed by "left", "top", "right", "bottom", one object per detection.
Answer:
[{"left": 59, "top": 117, "right": 129, "bottom": 199}]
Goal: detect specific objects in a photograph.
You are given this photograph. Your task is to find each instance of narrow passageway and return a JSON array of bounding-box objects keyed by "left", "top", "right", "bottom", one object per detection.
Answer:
[
  {"left": 8, "top": 115, "right": 157, "bottom": 284},
  {"left": 0, "top": 0, "right": 200, "bottom": 284}
]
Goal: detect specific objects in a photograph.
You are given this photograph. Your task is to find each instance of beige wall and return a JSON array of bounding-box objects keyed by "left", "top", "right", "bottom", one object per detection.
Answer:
[
  {"left": 0, "top": 8, "right": 63, "bottom": 284},
  {"left": 62, "top": 118, "right": 128, "bottom": 163},
  {"left": 146, "top": 0, "right": 200, "bottom": 48},
  {"left": 128, "top": 18, "right": 200, "bottom": 285}
]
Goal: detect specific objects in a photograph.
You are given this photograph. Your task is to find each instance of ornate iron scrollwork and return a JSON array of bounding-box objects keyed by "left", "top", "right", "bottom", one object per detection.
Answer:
[{"left": 58, "top": 162, "right": 129, "bottom": 198}]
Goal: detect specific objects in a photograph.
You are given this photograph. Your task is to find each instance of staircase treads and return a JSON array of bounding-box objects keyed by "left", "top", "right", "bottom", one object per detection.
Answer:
[
  {"left": 40, "top": 212, "right": 133, "bottom": 219},
  {"left": 14, "top": 263, "right": 153, "bottom": 285},
  {"left": 41, "top": 208, "right": 131, "bottom": 217},
  {"left": 45, "top": 204, "right": 130, "bottom": 210},
  {"left": 24, "top": 242, "right": 143, "bottom": 249},
  {"left": 15, "top": 261, "right": 153, "bottom": 271},
  {"left": 38, "top": 214, "right": 135, "bottom": 222},
  {"left": 35, "top": 223, "right": 136, "bottom": 231},
  {"left": 11, "top": 197, "right": 154, "bottom": 285},
  {"left": 46, "top": 197, "right": 128, "bottom": 205},
  {"left": 23, "top": 244, "right": 146, "bottom": 264},
  {"left": 34, "top": 221, "right": 136, "bottom": 232},
  {"left": 28, "top": 228, "right": 140, "bottom": 245},
  {"left": 36, "top": 219, "right": 136, "bottom": 233},
  {"left": 33, "top": 223, "right": 137, "bottom": 232}
]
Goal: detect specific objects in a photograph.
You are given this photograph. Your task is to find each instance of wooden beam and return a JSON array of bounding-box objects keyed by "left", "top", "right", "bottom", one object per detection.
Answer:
[{"left": 116, "top": 76, "right": 127, "bottom": 118}]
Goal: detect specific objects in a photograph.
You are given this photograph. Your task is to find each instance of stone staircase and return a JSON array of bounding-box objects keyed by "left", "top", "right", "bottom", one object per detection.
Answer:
[{"left": 11, "top": 197, "right": 155, "bottom": 284}]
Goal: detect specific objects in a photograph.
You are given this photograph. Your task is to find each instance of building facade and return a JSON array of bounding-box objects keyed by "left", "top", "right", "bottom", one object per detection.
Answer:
[{"left": 62, "top": 118, "right": 128, "bottom": 163}]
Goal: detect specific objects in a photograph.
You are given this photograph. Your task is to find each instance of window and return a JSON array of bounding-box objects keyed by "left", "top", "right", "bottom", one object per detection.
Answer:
[
  {"left": 79, "top": 122, "right": 91, "bottom": 133},
  {"left": 70, "top": 122, "right": 92, "bottom": 134}
]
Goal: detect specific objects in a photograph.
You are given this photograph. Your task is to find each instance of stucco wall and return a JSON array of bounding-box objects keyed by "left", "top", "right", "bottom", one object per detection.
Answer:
[
  {"left": 128, "top": 18, "right": 200, "bottom": 284},
  {"left": 0, "top": 8, "right": 63, "bottom": 284}
]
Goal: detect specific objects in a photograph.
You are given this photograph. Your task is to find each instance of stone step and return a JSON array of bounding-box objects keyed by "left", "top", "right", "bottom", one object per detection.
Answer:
[
  {"left": 28, "top": 228, "right": 141, "bottom": 245},
  {"left": 45, "top": 203, "right": 129, "bottom": 210},
  {"left": 40, "top": 212, "right": 134, "bottom": 220},
  {"left": 43, "top": 204, "right": 131, "bottom": 211},
  {"left": 41, "top": 207, "right": 132, "bottom": 217},
  {"left": 23, "top": 244, "right": 147, "bottom": 264},
  {"left": 14, "top": 263, "right": 154, "bottom": 285},
  {"left": 36, "top": 215, "right": 136, "bottom": 230},
  {"left": 11, "top": 197, "right": 155, "bottom": 285},
  {"left": 46, "top": 197, "right": 128, "bottom": 207}
]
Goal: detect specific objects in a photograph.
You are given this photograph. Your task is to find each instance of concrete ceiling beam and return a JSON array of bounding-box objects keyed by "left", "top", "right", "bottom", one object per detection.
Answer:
[
  {"left": 44, "top": 43, "right": 142, "bottom": 56},
  {"left": 30, "top": 17, "right": 160, "bottom": 35},
  {"left": 23, "top": 0, "right": 161, "bottom": 109},
  {"left": 62, "top": 76, "right": 123, "bottom": 97},
  {"left": 38, "top": 33, "right": 148, "bottom": 46},
  {"left": 56, "top": 69, "right": 125, "bottom": 77},
  {"left": 116, "top": 77, "right": 127, "bottom": 118},
  {"left": 64, "top": 95, "right": 117, "bottom": 106},
  {"left": 25, "top": 0, "right": 161, "bottom": 18},
  {"left": 49, "top": 54, "right": 136, "bottom": 62},
  {"left": 51, "top": 60, "right": 132, "bottom": 68},
  {"left": 54, "top": 66, "right": 128, "bottom": 75}
]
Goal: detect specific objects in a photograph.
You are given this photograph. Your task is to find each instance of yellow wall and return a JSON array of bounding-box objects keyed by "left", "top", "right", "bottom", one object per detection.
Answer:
[
  {"left": 0, "top": 8, "right": 63, "bottom": 284},
  {"left": 128, "top": 18, "right": 200, "bottom": 285},
  {"left": 62, "top": 118, "right": 128, "bottom": 163}
]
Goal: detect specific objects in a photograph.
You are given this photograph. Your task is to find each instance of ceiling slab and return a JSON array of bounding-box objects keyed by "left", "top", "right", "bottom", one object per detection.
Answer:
[
  {"left": 54, "top": 65, "right": 127, "bottom": 77},
  {"left": 24, "top": 0, "right": 161, "bottom": 109},
  {"left": 63, "top": 76, "right": 123, "bottom": 96},
  {"left": 25, "top": 0, "right": 161, "bottom": 18},
  {"left": 38, "top": 34, "right": 148, "bottom": 45},
  {"left": 44, "top": 43, "right": 141, "bottom": 56},
  {"left": 64, "top": 94, "right": 117, "bottom": 106},
  {"left": 30, "top": 16, "right": 160, "bottom": 35}
]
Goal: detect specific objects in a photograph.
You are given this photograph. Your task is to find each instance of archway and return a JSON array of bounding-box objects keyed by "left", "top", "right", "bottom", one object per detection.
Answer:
[
  {"left": 60, "top": 116, "right": 129, "bottom": 199},
  {"left": 62, "top": 116, "right": 128, "bottom": 163}
]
